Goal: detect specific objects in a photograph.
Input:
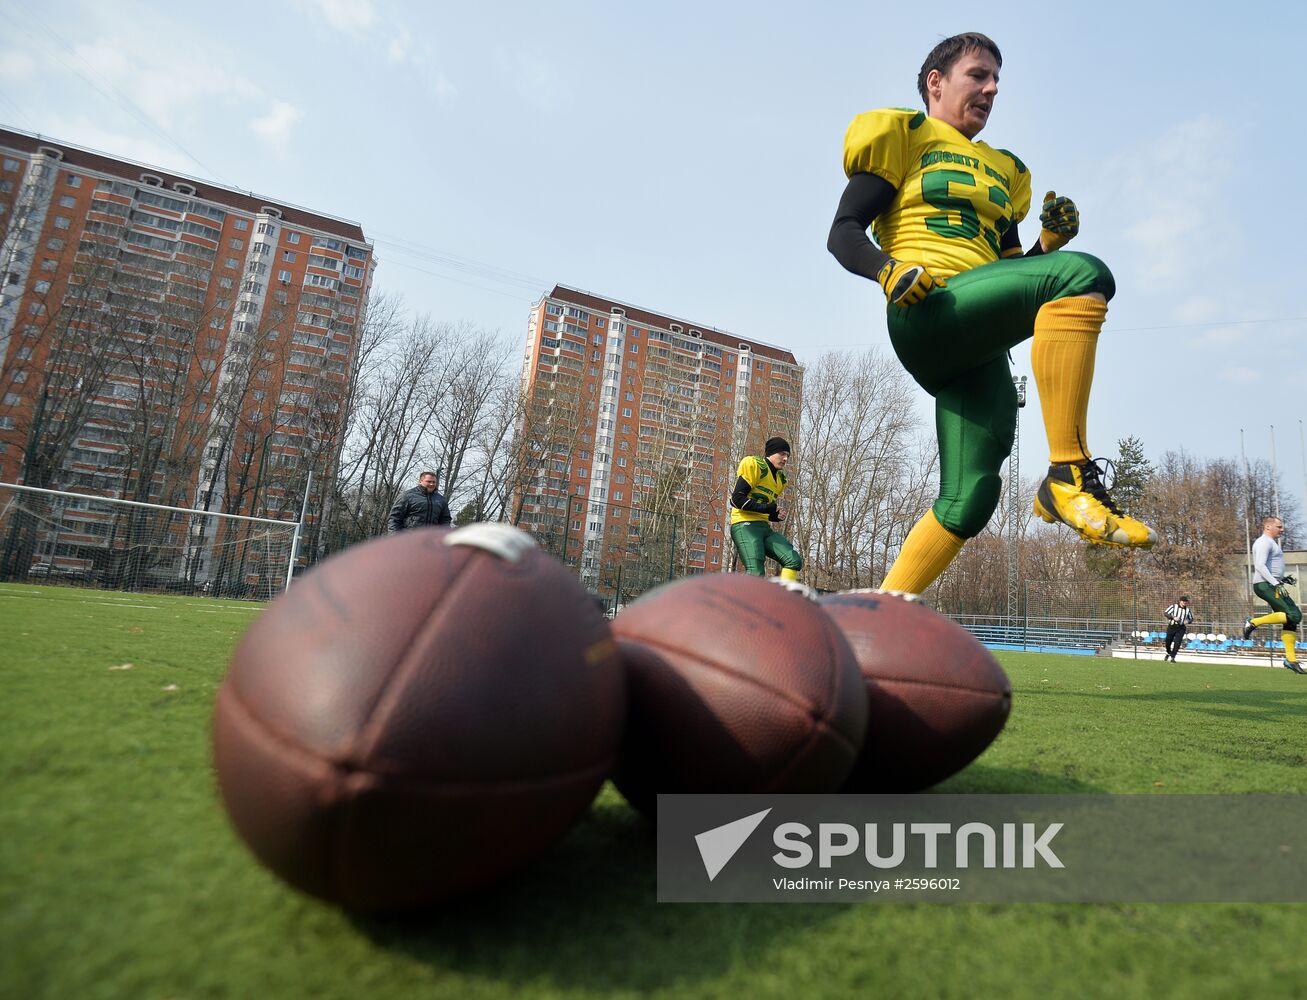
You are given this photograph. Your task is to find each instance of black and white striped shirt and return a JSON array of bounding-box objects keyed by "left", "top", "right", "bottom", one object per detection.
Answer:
[{"left": 1164, "top": 603, "right": 1193, "bottom": 626}]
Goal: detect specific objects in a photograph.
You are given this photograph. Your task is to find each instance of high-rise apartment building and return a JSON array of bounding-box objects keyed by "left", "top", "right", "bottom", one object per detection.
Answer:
[
  {"left": 0, "top": 128, "right": 373, "bottom": 587},
  {"left": 516, "top": 284, "right": 801, "bottom": 595}
]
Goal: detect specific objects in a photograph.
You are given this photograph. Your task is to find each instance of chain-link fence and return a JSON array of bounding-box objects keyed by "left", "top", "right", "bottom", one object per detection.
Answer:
[
  {"left": 941, "top": 576, "right": 1287, "bottom": 658},
  {"left": 525, "top": 494, "right": 687, "bottom": 613}
]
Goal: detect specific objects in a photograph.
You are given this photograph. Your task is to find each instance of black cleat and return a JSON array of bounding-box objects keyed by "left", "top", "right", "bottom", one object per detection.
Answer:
[
  {"left": 1283, "top": 658, "right": 1306, "bottom": 675},
  {"left": 1242, "top": 618, "right": 1256, "bottom": 641}
]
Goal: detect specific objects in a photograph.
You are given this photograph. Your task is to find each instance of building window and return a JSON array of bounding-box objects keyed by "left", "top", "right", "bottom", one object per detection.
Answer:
[
  {"left": 58, "top": 195, "right": 75, "bottom": 208},
  {"left": 225, "top": 257, "right": 238, "bottom": 269},
  {"left": 278, "top": 269, "right": 292, "bottom": 282},
  {"left": 629, "top": 343, "right": 638, "bottom": 353},
  {"left": 233, "top": 218, "right": 249, "bottom": 231},
  {"left": 229, "top": 238, "right": 243, "bottom": 250},
  {"left": 67, "top": 174, "right": 82, "bottom": 187},
  {"left": 53, "top": 216, "right": 71, "bottom": 230},
  {"left": 3, "top": 158, "right": 18, "bottom": 171},
  {"left": 282, "top": 250, "right": 296, "bottom": 262},
  {"left": 287, "top": 231, "right": 300, "bottom": 244},
  {"left": 33, "top": 280, "right": 50, "bottom": 293}
]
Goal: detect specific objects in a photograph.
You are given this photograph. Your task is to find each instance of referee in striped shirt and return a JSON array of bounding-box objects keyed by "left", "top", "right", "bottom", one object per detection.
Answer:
[{"left": 1163, "top": 596, "right": 1194, "bottom": 661}]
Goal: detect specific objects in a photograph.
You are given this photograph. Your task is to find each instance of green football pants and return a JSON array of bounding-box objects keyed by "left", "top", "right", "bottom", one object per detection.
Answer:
[
  {"left": 886, "top": 251, "right": 1114, "bottom": 538},
  {"left": 730, "top": 521, "right": 802, "bottom": 576},
  {"left": 1254, "top": 582, "right": 1302, "bottom": 630}
]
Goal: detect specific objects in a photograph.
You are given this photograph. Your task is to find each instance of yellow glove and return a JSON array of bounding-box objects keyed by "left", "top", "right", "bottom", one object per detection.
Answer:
[
  {"left": 1039, "top": 190, "right": 1079, "bottom": 252},
  {"left": 876, "top": 258, "right": 945, "bottom": 308}
]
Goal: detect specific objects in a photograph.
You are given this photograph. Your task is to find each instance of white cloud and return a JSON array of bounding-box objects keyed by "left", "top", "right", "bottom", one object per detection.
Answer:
[
  {"left": 0, "top": 48, "right": 37, "bottom": 79},
  {"left": 387, "top": 28, "right": 412, "bottom": 63},
  {"left": 1220, "top": 366, "right": 1261, "bottom": 385},
  {"left": 497, "top": 48, "right": 570, "bottom": 113},
  {"left": 71, "top": 39, "right": 261, "bottom": 128},
  {"left": 1195, "top": 324, "right": 1251, "bottom": 349},
  {"left": 301, "top": 0, "right": 376, "bottom": 36},
  {"left": 1096, "top": 116, "right": 1234, "bottom": 294},
  {"left": 1174, "top": 296, "right": 1222, "bottom": 325},
  {"left": 425, "top": 70, "right": 458, "bottom": 104},
  {"left": 250, "top": 102, "right": 303, "bottom": 158}
]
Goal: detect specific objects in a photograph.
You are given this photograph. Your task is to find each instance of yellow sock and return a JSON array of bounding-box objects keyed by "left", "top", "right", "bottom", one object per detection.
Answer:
[
  {"left": 1285, "top": 632, "right": 1297, "bottom": 661},
  {"left": 1253, "top": 612, "right": 1287, "bottom": 628},
  {"left": 880, "top": 510, "right": 966, "bottom": 594},
  {"left": 1032, "top": 295, "right": 1106, "bottom": 465},
  {"left": 779, "top": 567, "right": 799, "bottom": 581}
]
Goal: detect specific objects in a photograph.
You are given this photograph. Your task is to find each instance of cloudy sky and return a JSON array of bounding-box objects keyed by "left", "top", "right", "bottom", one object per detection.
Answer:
[{"left": 2, "top": 0, "right": 1303, "bottom": 485}]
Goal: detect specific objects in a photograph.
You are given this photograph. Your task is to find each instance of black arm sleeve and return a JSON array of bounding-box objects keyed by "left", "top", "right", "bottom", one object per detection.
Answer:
[
  {"left": 827, "top": 172, "right": 898, "bottom": 282},
  {"left": 730, "top": 477, "right": 777, "bottom": 514},
  {"left": 1002, "top": 218, "right": 1047, "bottom": 258}
]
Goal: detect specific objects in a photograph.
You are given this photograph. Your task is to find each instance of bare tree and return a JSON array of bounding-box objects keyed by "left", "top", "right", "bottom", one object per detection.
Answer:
[
  {"left": 0, "top": 246, "right": 125, "bottom": 578},
  {"left": 790, "top": 349, "right": 933, "bottom": 590}
]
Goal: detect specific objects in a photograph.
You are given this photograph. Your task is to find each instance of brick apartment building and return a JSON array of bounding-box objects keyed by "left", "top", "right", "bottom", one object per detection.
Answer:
[
  {"left": 0, "top": 127, "right": 372, "bottom": 588},
  {"left": 516, "top": 284, "right": 802, "bottom": 595}
]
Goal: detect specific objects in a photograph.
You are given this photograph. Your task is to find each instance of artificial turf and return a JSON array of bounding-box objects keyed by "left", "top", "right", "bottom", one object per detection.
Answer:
[{"left": 4, "top": 582, "right": 1307, "bottom": 1000}]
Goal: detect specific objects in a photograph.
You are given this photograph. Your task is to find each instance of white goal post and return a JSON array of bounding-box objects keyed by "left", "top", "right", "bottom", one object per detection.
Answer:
[{"left": 0, "top": 482, "right": 303, "bottom": 599}]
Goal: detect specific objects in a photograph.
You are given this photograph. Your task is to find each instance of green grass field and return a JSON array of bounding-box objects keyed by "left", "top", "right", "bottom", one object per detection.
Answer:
[{"left": 4, "top": 582, "right": 1307, "bottom": 1000}]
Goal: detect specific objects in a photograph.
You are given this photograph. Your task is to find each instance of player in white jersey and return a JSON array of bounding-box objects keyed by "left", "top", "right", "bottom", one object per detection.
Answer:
[{"left": 1242, "top": 515, "right": 1304, "bottom": 674}]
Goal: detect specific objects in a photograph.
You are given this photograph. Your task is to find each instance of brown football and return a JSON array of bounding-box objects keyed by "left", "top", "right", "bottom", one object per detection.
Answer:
[
  {"left": 612, "top": 574, "right": 867, "bottom": 817},
  {"left": 211, "top": 523, "right": 625, "bottom": 910},
  {"left": 819, "top": 589, "right": 1011, "bottom": 791}
]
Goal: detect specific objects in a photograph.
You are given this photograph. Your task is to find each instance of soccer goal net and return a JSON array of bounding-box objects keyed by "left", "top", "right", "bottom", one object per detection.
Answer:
[{"left": 0, "top": 482, "right": 300, "bottom": 599}]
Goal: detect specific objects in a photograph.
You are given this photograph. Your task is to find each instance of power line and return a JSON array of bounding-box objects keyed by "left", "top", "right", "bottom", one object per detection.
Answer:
[
  {"left": 10, "top": 0, "right": 227, "bottom": 183},
  {"left": 369, "top": 231, "right": 550, "bottom": 292},
  {"left": 0, "top": 93, "right": 40, "bottom": 132},
  {"left": 378, "top": 256, "right": 540, "bottom": 303}
]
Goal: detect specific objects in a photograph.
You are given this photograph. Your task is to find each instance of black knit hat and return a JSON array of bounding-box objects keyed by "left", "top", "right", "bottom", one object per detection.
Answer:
[{"left": 764, "top": 436, "right": 791, "bottom": 457}]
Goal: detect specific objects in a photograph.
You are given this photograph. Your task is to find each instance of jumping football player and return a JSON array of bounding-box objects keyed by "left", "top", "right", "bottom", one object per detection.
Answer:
[
  {"left": 827, "top": 31, "right": 1156, "bottom": 595},
  {"left": 1242, "top": 515, "right": 1304, "bottom": 674},
  {"left": 729, "top": 436, "right": 802, "bottom": 580}
]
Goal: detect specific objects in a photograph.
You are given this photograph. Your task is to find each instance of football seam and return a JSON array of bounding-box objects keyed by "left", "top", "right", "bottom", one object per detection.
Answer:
[
  {"left": 868, "top": 675, "right": 1011, "bottom": 697},
  {"left": 625, "top": 632, "right": 860, "bottom": 746},
  {"left": 221, "top": 681, "right": 621, "bottom": 787},
  {"left": 348, "top": 547, "right": 473, "bottom": 763},
  {"left": 767, "top": 715, "right": 862, "bottom": 791}
]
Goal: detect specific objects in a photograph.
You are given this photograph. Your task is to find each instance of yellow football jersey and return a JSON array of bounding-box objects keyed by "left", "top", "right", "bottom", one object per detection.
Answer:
[
  {"left": 730, "top": 456, "right": 787, "bottom": 525},
  {"left": 843, "top": 108, "right": 1033, "bottom": 279}
]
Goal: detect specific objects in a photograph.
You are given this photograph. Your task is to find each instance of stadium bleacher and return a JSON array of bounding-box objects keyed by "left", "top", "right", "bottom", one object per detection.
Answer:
[{"left": 953, "top": 623, "right": 1288, "bottom": 659}]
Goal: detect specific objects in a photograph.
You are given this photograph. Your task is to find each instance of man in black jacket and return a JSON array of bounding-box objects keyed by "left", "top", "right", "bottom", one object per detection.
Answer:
[{"left": 388, "top": 471, "right": 452, "bottom": 533}]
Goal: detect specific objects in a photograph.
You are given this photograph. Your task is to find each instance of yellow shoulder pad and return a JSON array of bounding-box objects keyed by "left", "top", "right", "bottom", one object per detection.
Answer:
[{"left": 842, "top": 108, "right": 923, "bottom": 185}]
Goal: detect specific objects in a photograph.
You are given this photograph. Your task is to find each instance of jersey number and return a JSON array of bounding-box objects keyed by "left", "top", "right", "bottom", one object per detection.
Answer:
[{"left": 921, "top": 169, "right": 1012, "bottom": 256}]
